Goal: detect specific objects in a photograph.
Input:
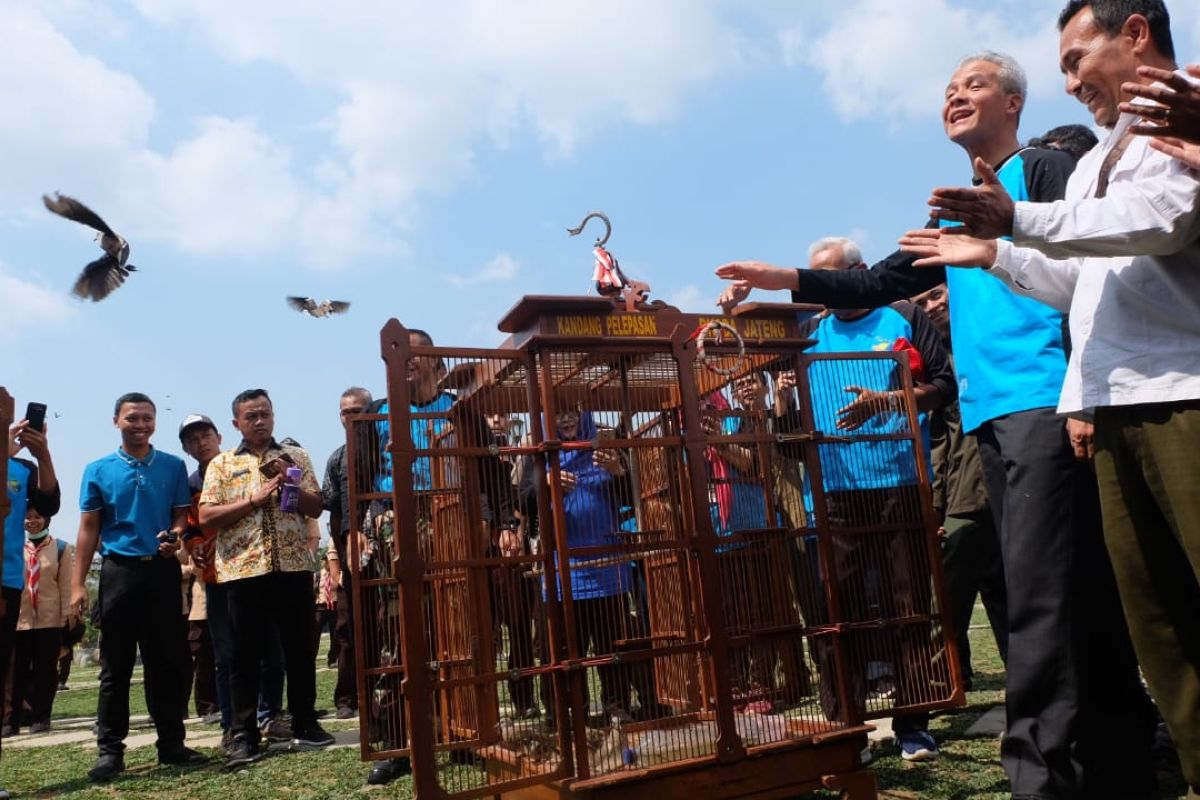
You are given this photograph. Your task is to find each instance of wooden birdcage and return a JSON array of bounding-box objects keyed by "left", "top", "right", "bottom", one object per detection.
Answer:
[{"left": 348, "top": 298, "right": 963, "bottom": 800}]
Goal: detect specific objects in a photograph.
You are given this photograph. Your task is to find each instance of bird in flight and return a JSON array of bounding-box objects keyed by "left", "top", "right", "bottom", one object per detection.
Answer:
[
  {"left": 286, "top": 297, "right": 351, "bottom": 318},
  {"left": 42, "top": 193, "right": 136, "bottom": 302}
]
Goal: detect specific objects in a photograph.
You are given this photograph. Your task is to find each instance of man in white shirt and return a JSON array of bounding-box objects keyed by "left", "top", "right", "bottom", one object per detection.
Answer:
[{"left": 900, "top": 2, "right": 1200, "bottom": 794}]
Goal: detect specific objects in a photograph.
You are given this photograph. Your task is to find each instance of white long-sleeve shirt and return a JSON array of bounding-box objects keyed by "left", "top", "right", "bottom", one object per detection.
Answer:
[{"left": 988, "top": 100, "right": 1200, "bottom": 415}]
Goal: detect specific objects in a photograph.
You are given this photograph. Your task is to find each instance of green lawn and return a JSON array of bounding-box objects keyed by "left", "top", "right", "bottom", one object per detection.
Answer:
[{"left": 2, "top": 618, "right": 1189, "bottom": 799}]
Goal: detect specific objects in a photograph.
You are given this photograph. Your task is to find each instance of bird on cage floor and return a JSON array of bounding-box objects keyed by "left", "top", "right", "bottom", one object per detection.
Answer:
[
  {"left": 287, "top": 296, "right": 351, "bottom": 318},
  {"left": 42, "top": 193, "right": 136, "bottom": 301}
]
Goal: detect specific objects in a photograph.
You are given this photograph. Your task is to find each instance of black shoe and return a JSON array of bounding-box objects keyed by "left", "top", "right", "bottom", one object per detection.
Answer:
[
  {"left": 335, "top": 706, "right": 357, "bottom": 720},
  {"left": 88, "top": 753, "right": 125, "bottom": 782},
  {"left": 159, "top": 745, "right": 209, "bottom": 767},
  {"left": 292, "top": 722, "right": 335, "bottom": 750},
  {"left": 366, "top": 757, "right": 411, "bottom": 785},
  {"left": 0, "top": 725, "right": 17, "bottom": 738},
  {"left": 28, "top": 720, "right": 51, "bottom": 734},
  {"left": 224, "top": 738, "right": 263, "bottom": 771},
  {"left": 219, "top": 728, "right": 235, "bottom": 755},
  {"left": 314, "top": 708, "right": 330, "bottom": 719}
]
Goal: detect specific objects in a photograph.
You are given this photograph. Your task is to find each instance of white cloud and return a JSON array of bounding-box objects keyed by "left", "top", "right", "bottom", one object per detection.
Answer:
[
  {"left": 0, "top": 265, "right": 76, "bottom": 331},
  {"left": 664, "top": 283, "right": 709, "bottom": 313},
  {"left": 447, "top": 253, "right": 520, "bottom": 287},
  {"left": 94, "top": 0, "right": 746, "bottom": 263},
  {"left": 786, "top": 0, "right": 1060, "bottom": 126}
]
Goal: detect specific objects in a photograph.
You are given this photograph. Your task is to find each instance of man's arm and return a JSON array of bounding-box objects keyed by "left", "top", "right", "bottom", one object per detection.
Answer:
[
  {"left": 16, "top": 426, "right": 60, "bottom": 517},
  {"left": 1012, "top": 160, "right": 1200, "bottom": 259},
  {"left": 199, "top": 474, "right": 284, "bottom": 528},
  {"left": 59, "top": 543, "right": 76, "bottom": 623},
  {"left": 716, "top": 244, "right": 947, "bottom": 310},
  {"left": 70, "top": 511, "right": 101, "bottom": 619},
  {"left": 899, "top": 230, "right": 1079, "bottom": 313}
]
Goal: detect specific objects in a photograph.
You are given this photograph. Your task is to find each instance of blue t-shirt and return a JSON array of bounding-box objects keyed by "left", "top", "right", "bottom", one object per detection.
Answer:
[
  {"left": 708, "top": 416, "right": 771, "bottom": 544},
  {"left": 5, "top": 459, "right": 32, "bottom": 590},
  {"left": 79, "top": 447, "right": 191, "bottom": 557},
  {"left": 804, "top": 306, "right": 931, "bottom": 493},
  {"left": 942, "top": 152, "right": 1067, "bottom": 432},
  {"left": 374, "top": 394, "right": 455, "bottom": 493}
]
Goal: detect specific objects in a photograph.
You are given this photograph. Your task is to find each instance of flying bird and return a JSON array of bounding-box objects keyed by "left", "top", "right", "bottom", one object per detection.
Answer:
[
  {"left": 286, "top": 297, "right": 351, "bottom": 318},
  {"left": 42, "top": 193, "right": 136, "bottom": 302}
]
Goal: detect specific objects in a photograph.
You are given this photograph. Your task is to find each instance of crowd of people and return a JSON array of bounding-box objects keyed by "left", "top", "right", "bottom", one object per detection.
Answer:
[{"left": 3, "top": 1, "right": 1200, "bottom": 798}]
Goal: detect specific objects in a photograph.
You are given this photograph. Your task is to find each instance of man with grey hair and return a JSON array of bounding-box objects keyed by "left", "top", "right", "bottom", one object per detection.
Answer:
[
  {"left": 808, "top": 236, "right": 862, "bottom": 267},
  {"left": 716, "top": 49, "right": 1156, "bottom": 798}
]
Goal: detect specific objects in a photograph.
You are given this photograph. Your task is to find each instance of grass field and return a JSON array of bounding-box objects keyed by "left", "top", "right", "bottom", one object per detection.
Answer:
[{"left": 1, "top": 611, "right": 1188, "bottom": 799}]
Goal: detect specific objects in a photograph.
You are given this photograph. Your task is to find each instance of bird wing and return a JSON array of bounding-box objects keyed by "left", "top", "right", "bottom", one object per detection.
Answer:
[
  {"left": 327, "top": 300, "right": 351, "bottom": 315},
  {"left": 43, "top": 193, "right": 118, "bottom": 238},
  {"left": 72, "top": 255, "right": 131, "bottom": 302},
  {"left": 286, "top": 296, "right": 317, "bottom": 312}
]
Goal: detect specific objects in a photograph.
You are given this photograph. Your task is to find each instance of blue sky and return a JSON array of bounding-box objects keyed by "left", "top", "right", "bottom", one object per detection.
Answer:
[{"left": 4, "top": 0, "right": 1198, "bottom": 541}]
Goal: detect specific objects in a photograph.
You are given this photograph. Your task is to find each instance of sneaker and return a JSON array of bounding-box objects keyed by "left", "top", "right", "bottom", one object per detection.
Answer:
[
  {"left": 224, "top": 738, "right": 263, "bottom": 771},
  {"left": 57, "top": 682, "right": 70, "bottom": 691},
  {"left": 898, "top": 730, "right": 939, "bottom": 762},
  {"left": 366, "top": 757, "right": 411, "bottom": 785},
  {"left": 335, "top": 706, "right": 357, "bottom": 720},
  {"left": 260, "top": 716, "right": 293, "bottom": 743},
  {"left": 28, "top": 721, "right": 51, "bottom": 734},
  {"left": 88, "top": 752, "right": 125, "bottom": 782},
  {"left": 159, "top": 745, "right": 209, "bottom": 767},
  {"left": 292, "top": 722, "right": 335, "bottom": 750}
]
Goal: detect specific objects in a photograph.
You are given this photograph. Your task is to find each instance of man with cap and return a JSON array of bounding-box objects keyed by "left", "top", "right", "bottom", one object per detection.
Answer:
[{"left": 179, "top": 415, "right": 227, "bottom": 738}]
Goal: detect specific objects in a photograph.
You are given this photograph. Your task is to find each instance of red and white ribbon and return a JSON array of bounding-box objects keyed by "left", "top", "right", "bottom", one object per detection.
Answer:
[{"left": 591, "top": 245, "right": 623, "bottom": 292}]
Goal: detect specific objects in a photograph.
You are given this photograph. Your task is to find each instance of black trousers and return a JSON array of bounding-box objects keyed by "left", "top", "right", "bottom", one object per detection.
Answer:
[
  {"left": 940, "top": 508, "right": 1008, "bottom": 683},
  {"left": 225, "top": 570, "right": 317, "bottom": 744},
  {"left": 977, "top": 407, "right": 1156, "bottom": 799},
  {"left": 96, "top": 555, "right": 188, "bottom": 756},
  {"left": 333, "top": 579, "right": 357, "bottom": 711},
  {"left": 0, "top": 586, "right": 21, "bottom": 758},
  {"left": 6, "top": 627, "right": 62, "bottom": 726}
]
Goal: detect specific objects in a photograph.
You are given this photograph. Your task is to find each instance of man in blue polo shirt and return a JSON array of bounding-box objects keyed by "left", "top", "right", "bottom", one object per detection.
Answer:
[
  {"left": 4, "top": 409, "right": 61, "bottom": 800},
  {"left": 70, "top": 392, "right": 207, "bottom": 782}
]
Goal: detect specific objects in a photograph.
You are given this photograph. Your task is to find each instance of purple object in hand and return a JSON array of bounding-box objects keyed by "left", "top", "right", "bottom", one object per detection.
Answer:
[{"left": 279, "top": 466, "right": 302, "bottom": 513}]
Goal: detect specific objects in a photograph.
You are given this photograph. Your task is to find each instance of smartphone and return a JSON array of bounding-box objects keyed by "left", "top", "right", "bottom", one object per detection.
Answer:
[
  {"left": 24, "top": 402, "right": 47, "bottom": 433},
  {"left": 259, "top": 452, "right": 297, "bottom": 478}
]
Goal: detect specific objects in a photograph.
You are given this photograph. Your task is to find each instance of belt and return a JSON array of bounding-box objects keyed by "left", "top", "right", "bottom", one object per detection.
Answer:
[{"left": 104, "top": 553, "right": 158, "bottom": 563}]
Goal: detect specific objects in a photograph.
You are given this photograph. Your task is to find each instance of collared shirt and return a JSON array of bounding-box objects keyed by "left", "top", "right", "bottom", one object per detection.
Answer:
[
  {"left": 992, "top": 97, "right": 1200, "bottom": 414},
  {"left": 199, "top": 438, "right": 321, "bottom": 583},
  {"left": 5, "top": 457, "right": 61, "bottom": 590},
  {"left": 79, "top": 447, "right": 191, "bottom": 558}
]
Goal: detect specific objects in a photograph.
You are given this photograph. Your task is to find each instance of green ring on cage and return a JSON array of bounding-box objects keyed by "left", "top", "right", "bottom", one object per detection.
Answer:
[{"left": 696, "top": 320, "right": 746, "bottom": 377}]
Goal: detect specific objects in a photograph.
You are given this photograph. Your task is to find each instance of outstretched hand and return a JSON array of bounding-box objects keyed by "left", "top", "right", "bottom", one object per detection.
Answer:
[
  {"left": 928, "top": 157, "right": 1015, "bottom": 239},
  {"left": 1121, "top": 64, "right": 1200, "bottom": 169},
  {"left": 714, "top": 260, "right": 797, "bottom": 295},
  {"left": 898, "top": 228, "right": 997, "bottom": 269}
]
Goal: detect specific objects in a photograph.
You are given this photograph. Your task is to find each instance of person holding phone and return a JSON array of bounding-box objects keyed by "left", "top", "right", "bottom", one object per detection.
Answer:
[
  {"left": 3, "top": 403, "right": 61, "bottom": 799},
  {"left": 71, "top": 392, "right": 206, "bottom": 782}
]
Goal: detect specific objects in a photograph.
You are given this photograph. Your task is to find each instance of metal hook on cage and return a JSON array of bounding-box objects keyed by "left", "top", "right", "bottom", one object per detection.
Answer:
[
  {"left": 693, "top": 320, "right": 747, "bottom": 377},
  {"left": 567, "top": 211, "right": 612, "bottom": 246}
]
